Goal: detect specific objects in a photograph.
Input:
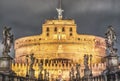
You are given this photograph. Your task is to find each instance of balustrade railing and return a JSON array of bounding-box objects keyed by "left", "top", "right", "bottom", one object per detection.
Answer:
[
  {"left": 80, "top": 71, "right": 120, "bottom": 81},
  {"left": 0, "top": 71, "right": 120, "bottom": 81},
  {"left": 0, "top": 73, "right": 42, "bottom": 81}
]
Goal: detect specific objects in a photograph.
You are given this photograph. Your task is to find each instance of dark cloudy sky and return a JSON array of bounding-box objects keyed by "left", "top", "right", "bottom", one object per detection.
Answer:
[{"left": 0, "top": 0, "right": 120, "bottom": 56}]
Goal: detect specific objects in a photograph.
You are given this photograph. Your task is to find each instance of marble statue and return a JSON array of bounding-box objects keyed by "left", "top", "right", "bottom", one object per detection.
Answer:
[
  {"left": 56, "top": 8, "right": 64, "bottom": 19},
  {"left": 76, "top": 63, "right": 81, "bottom": 80},
  {"left": 39, "top": 63, "right": 43, "bottom": 74},
  {"left": 84, "top": 54, "right": 89, "bottom": 69},
  {"left": 29, "top": 54, "right": 35, "bottom": 70},
  {"left": 105, "top": 26, "right": 116, "bottom": 49},
  {"left": 2, "top": 26, "right": 13, "bottom": 56}
]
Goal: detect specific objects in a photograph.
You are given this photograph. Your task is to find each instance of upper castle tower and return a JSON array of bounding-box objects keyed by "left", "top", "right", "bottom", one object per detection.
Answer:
[{"left": 14, "top": 0, "right": 106, "bottom": 64}]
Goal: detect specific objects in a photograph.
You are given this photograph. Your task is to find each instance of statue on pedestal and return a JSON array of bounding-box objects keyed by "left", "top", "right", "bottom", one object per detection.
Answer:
[
  {"left": 29, "top": 54, "right": 35, "bottom": 78},
  {"left": 56, "top": 8, "right": 64, "bottom": 19},
  {"left": 103, "top": 26, "right": 119, "bottom": 74},
  {"left": 83, "top": 54, "right": 92, "bottom": 80},
  {"left": 38, "top": 63, "right": 43, "bottom": 80},
  {"left": 76, "top": 63, "right": 81, "bottom": 80},
  {"left": 44, "top": 69, "right": 49, "bottom": 81},
  {"left": 69, "top": 67, "right": 75, "bottom": 81},
  {"left": 84, "top": 54, "right": 89, "bottom": 69},
  {"left": 105, "top": 26, "right": 116, "bottom": 54},
  {"left": 0, "top": 26, "right": 15, "bottom": 75},
  {"left": 29, "top": 54, "right": 35, "bottom": 70},
  {"left": 2, "top": 26, "right": 13, "bottom": 56},
  {"left": 56, "top": 0, "right": 64, "bottom": 19}
]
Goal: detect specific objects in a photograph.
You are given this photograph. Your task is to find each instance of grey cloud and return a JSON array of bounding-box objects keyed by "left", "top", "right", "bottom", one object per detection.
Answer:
[
  {"left": 0, "top": 0, "right": 120, "bottom": 54},
  {"left": 68, "top": 0, "right": 120, "bottom": 14}
]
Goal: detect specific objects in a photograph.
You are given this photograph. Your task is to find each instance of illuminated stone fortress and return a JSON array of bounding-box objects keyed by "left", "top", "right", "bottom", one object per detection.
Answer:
[{"left": 12, "top": 1, "right": 106, "bottom": 80}]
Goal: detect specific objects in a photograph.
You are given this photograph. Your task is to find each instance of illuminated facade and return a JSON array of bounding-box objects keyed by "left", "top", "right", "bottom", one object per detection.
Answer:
[
  {"left": 12, "top": 2, "right": 106, "bottom": 80},
  {"left": 12, "top": 19, "right": 106, "bottom": 79},
  {"left": 14, "top": 19, "right": 106, "bottom": 63}
]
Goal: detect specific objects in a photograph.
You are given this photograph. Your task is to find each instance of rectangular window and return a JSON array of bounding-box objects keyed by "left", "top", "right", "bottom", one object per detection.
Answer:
[
  {"left": 54, "top": 27, "right": 57, "bottom": 32},
  {"left": 46, "top": 33, "right": 49, "bottom": 36},
  {"left": 70, "top": 27, "right": 72, "bottom": 32},
  {"left": 70, "top": 33, "right": 72, "bottom": 36},
  {"left": 46, "top": 27, "right": 49, "bottom": 32},
  {"left": 62, "top": 27, "right": 65, "bottom": 32},
  {"left": 78, "top": 38, "right": 80, "bottom": 40}
]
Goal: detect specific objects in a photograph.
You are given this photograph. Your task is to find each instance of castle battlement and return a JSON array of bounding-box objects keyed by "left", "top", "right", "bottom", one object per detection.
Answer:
[{"left": 12, "top": 60, "right": 107, "bottom": 78}]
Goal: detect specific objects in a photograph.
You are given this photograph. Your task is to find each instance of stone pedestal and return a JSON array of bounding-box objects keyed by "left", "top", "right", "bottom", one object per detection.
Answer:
[
  {"left": 0, "top": 55, "right": 15, "bottom": 75},
  {"left": 84, "top": 69, "right": 92, "bottom": 78},
  {"left": 76, "top": 73, "right": 80, "bottom": 81},
  {"left": 38, "top": 73, "right": 43, "bottom": 80},
  {"left": 106, "top": 54, "right": 119, "bottom": 73},
  {"left": 29, "top": 68, "right": 35, "bottom": 78},
  {"left": 83, "top": 69, "right": 92, "bottom": 81}
]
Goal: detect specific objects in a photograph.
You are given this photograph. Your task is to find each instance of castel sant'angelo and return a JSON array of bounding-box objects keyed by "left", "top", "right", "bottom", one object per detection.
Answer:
[{"left": 12, "top": 1, "right": 106, "bottom": 80}]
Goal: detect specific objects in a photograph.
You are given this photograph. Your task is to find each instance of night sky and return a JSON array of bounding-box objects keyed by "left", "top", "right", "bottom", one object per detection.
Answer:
[{"left": 0, "top": 0, "right": 120, "bottom": 56}]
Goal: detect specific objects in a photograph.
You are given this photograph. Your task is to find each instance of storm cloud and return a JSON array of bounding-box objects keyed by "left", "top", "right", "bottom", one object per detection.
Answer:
[{"left": 0, "top": 0, "right": 120, "bottom": 54}]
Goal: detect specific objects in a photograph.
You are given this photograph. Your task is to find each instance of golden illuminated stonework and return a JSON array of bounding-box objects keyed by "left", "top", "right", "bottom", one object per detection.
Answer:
[
  {"left": 15, "top": 19, "right": 106, "bottom": 63},
  {"left": 14, "top": 19, "right": 106, "bottom": 62},
  {"left": 12, "top": 19, "right": 106, "bottom": 80}
]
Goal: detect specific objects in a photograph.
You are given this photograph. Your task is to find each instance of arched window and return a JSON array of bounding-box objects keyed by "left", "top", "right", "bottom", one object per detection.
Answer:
[{"left": 70, "top": 27, "right": 72, "bottom": 32}]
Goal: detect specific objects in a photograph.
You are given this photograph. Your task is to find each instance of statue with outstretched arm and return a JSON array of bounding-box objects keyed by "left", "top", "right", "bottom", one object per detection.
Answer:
[{"left": 2, "top": 26, "right": 13, "bottom": 56}]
